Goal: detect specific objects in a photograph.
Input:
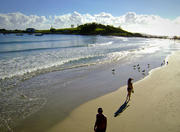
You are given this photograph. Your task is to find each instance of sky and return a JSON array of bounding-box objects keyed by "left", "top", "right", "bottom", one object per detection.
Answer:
[{"left": 0, "top": 0, "right": 180, "bottom": 36}]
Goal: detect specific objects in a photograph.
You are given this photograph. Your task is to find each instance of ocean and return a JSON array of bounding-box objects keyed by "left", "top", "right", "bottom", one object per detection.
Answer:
[
  {"left": 0, "top": 34, "right": 176, "bottom": 81},
  {"left": 0, "top": 34, "right": 179, "bottom": 131}
]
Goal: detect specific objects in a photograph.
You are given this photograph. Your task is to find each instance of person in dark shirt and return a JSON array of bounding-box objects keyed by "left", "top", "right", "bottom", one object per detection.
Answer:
[{"left": 94, "top": 108, "right": 107, "bottom": 132}]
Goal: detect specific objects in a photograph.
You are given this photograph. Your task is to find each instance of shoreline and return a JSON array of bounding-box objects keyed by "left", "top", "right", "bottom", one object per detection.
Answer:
[
  {"left": 1, "top": 35, "right": 178, "bottom": 132},
  {"left": 13, "top": 49, "right": 173, "bottom": 132},
  {"left": 49, "top": 51, "right": 180, "bottom": 132},
  {"left": 13, "top": 52, "right": 168, "bottom": 132}
]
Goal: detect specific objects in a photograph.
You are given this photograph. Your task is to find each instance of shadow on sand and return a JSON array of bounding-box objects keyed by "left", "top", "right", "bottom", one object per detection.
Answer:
[{"left": 114, "top": 101, "right": 130, "bottom": 117}]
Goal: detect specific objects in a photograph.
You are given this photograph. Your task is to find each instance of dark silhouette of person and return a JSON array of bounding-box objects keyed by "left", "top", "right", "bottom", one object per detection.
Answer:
[
  {"left": 126, "top": 78, "right": 134, "bottom": 102},
  {"left": 94, "top": 108, "right": 107, "bottom": 132}
]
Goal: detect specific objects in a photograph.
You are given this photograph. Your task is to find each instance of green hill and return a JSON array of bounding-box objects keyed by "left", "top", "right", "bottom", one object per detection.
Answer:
[
  {"left": 0, "top": 23, "right": 171, "bottom": 39},
  {"left": 46, "top": 23, "right": 143, "bottom": 37}
]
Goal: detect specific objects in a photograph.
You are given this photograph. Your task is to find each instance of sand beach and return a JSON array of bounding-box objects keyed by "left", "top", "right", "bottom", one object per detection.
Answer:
[
  {"left": 1, "top": 35, "right": 179, "bottom": 132},
  {"left": 49, "top": 51, "right": 180, "bottom": 132}
]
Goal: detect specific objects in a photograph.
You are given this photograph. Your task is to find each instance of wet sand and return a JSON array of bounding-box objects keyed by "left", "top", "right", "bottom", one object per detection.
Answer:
[
  {"left": 49, "top": 51, "right": 180, "bottom": 132},
  {"left": 13, "top": 53, "right": 163, "bottom": 132}
]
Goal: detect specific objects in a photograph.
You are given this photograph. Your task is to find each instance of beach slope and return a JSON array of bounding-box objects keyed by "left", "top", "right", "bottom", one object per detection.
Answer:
[{"left": 49, "top": 51, "right": 180, "bottom": 132}]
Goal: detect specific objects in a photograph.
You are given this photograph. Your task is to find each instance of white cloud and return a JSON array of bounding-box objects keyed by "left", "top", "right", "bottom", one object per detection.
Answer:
[
  {"left": 0, "top": 12, "right": 50, "bottom": 30},
  {"left": 120, "top": 12, "right": 180, "bottom": 36},
  {"left": 0, "top": 11, "right": 180, "bottom": 36}
]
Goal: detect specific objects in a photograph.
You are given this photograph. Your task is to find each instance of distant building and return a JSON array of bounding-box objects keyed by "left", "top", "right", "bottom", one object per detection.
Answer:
[
  {"left": 71, "top": 24, "right": 74, "bottom": 28},
  {"left": 26, "top": 28, "right": 36, "bottom": 33}
]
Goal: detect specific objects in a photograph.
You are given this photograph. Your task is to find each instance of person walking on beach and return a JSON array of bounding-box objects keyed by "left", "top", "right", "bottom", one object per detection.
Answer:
[
  {"left": 126, "top": 78, "right": 134, "bottom": 102},
  {"left": 94, "top": 108, "right": 107, "bottom": 132}
]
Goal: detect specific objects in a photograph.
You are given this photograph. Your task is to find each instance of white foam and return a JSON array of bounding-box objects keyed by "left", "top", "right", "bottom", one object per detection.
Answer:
[
  {"left": 0, "top": 50, "right": 104, "bottom": 79},
  {"left": 137, "top": 46, "right": 161, "bottom": 54},
  {"left": 112, "top": 36, "right": 129, "bottom": 41},
  {"left": 88, "top": 41, "right": 113, "bottom": 47},
  {"left": 106, "top": 51, "right": 129, "bottom": 62}
]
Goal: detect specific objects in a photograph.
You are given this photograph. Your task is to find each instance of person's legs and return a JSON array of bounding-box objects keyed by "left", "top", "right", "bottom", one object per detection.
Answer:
[
  {"left": 126, "top": 91, "right": 131, "bottom": 102},
  {"left": 129, "top": 92, "right": 131, "bottom": 101},
  {"left": 95, "top": 129, "right": 105, "bottom": 132},
  {"left": 126, "top": 93, "right": 129, "bottom": 102}
]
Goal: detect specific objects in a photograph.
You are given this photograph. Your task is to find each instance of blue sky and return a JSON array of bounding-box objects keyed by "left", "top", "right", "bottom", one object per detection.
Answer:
[
  {"left": 0, "top": 0, "right": 179, "bottom": 19},
  {"left": 0, "top": 0, "right": 180, "bottom": 36}
]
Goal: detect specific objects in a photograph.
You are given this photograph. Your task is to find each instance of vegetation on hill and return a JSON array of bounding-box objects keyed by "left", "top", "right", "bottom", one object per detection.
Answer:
[
  {"left": 0, "top": 23, "right": 177, "bottom": 39},
  {"left": 77, "top": 23, "right": 142, "bottom": 37},
  {"left": 0, "top": 23, "right": 142, "bottom": 37},
  {"left": 37, "top": 23, "right": 143, "bottom": 37}
]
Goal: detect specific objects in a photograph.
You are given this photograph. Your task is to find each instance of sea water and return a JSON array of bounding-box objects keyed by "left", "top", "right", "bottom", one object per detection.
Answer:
[
  {"left": 0, "top": 34, "right": 180, "bottom": 131},
  {"left": 0, "top": 34, "right": 176, "bottom": 81}
]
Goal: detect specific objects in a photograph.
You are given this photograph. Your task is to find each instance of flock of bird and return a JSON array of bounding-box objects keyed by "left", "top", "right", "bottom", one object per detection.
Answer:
[
  {"left": 112, "top": 60, "right": 168, "bottom": 76},
  {"left": 132, "top": 64, "right": 149, "bottom": 76}
]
